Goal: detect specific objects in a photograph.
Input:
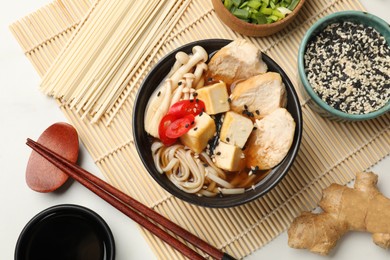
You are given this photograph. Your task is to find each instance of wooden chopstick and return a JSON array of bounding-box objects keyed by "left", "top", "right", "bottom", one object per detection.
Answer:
[{"left": 26, "top": 138, "right": 236, "bottom": 260}]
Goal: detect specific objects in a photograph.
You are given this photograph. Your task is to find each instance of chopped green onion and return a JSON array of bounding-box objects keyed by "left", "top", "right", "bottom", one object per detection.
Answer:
[
  {"left": 232, "top": 8, "right": 250, "bottom": 19},
  {"left": 224, "top": 0, "right": 233, "bottom": 9},
  {"left": 252, "top": 12, "right": 267, "bottom": 24},
  {"left": 232, "top": 0, "right": 242, "bottom": 7},
  {"left": 272, "top": 9, "right": 285, "bottom": 19},
  {"left": 277, "top": 6, "right": 292, "bottom": 15},
  {"left": 260, "top": 6, "right": 273, "bottom": 15},
  {"left": 268, "top": 14, "right": 279, "bottom": 21},
  {"left": 247, "top": 0, "right": 262, "bottom": 9},
  {"left": 221, "top": 0, "right": 299, "bottom": 25}
]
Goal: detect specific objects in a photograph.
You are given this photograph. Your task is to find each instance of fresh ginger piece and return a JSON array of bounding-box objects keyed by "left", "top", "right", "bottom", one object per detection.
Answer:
[{"left": 288, "top": 172, "right": 390, "bottom": 255}]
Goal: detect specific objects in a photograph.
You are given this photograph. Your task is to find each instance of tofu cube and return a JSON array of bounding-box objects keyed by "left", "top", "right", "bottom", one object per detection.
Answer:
[
  {"left": 220, "top": 111, "right": 254, "bottom": 148},
  {"left": 196, "top": 82, "right": 229, "bottom": 115},
  {"left": 213, "top": 141, "right": 244, "bottom": 172},
  {"left": 180, "top": 113, "right": 216, "bottom": 154}
]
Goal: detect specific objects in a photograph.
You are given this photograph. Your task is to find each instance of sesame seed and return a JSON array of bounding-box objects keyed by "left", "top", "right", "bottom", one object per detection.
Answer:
[
  {"left": 304, "top": 21, "right": 390, "bottom": 114},
  {"left": 157, "top": 91, "right": 161, "bottom": 97}
]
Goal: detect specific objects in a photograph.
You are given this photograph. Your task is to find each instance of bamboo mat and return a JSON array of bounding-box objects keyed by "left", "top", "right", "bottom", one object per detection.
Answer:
[{"left": 10, "top": 0, "right": 390, "bottom": 259}]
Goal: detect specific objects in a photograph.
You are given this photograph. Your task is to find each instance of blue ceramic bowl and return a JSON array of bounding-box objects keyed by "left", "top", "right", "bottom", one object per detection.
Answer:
[{"left": 298, "top": 11, "right": 390, "bottom": 121}]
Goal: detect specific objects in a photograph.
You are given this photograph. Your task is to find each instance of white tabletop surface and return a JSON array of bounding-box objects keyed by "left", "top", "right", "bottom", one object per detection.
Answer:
[{"left": 1, "top": 1, "right": 389, "bottom": 259}]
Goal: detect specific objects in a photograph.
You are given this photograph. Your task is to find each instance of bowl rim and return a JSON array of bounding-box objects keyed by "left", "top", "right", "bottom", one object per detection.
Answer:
[
  {"left": 133, "top": 39, "right": 302, "bottom": 208},
  {"left": 298, "top": 10, "right": 390, "bottom": 121},
  {"left": 15, "top": 204, "right": 115, "bottom": 260},
  {"left": 212, "top": 0, "right": 306, "bottom": 29}
]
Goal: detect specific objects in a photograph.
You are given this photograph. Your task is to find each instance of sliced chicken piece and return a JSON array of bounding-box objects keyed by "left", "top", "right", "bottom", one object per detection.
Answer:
[
  {"left": 230, "top": 72, "right": 287, "bottom": 120},
  {"left": 206, "top": 39, "right": 267, "bottom": 85},
  {"left": 245, "top": 108, "right": 295, "bottom": 170}
]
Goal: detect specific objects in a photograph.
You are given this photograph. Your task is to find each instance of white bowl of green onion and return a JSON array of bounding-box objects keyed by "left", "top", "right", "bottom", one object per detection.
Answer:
[{"left": 212, "top": 0, "right": 305, "bottom": 36}]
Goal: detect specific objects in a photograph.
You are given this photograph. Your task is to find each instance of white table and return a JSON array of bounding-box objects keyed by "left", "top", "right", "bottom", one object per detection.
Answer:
[{"left": 1, "top": 1, "right": 389, "bottom": 259}]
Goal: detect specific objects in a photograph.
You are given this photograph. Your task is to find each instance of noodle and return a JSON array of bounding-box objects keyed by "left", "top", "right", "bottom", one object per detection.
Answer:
[{"left": 40, "top": 0, "right": 190, "bottom": 124}]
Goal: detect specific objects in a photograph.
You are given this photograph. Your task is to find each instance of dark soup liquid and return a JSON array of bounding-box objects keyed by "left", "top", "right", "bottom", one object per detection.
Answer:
[{"left": 23, "top": 214, "right": 105, "bottom": 260}]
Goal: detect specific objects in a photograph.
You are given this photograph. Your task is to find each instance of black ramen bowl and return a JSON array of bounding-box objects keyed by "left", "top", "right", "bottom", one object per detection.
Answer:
[
  {"left": 133, "top": 39, "right": 302, "bottom": 208},
  {"left": 15, "top": 204, "right": 115, "bottom": 260}
]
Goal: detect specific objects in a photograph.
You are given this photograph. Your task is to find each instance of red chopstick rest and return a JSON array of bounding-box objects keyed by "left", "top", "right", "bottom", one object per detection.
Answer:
[{"left": 26, "top": 122, "right": 79, "bottom": 192}]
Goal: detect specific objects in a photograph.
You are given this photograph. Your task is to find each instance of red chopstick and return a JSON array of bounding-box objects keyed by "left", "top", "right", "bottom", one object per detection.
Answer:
[{"left": 26, "top": 138, "right": 236, "bottom": 260}]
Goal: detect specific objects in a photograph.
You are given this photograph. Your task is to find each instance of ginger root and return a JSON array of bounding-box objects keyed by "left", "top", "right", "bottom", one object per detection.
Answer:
[{"left": 288, "top": 172, "right": 390, "bottom": 255}]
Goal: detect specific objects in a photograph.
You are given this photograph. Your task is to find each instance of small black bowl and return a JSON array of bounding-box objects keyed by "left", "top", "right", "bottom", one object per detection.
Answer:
[
  {"left": 133, "top": 39, "right": 302, "bottom": 208},
  {"left": 15, "top": 204, "right": 115, "bottom": 260}
]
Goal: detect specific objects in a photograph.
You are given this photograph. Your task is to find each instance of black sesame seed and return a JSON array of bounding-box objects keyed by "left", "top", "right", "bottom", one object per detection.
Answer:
[
  {"left": 244, "top": 105, "right": 248, "bottom": 110},
  {"left": 199, "top": 112, "right": 203, "bottom": 116},
  {"left": 178, "top": 81, "right": 182, "bottom": 86},
  {"left": 190, "top": 99, "right": 194, "bottom": 103},
  {"left": 185, "top": 124, "right": 189, "bottom": 128},
  {"left": 255, "top": 110, "right": 260, "bottom": 115},
  {"left": 193, "top": 92, "right": 198, "bottom": 97},
  {"left": 226, "top": 137, "right": 230, "bottom": 142},
  {"left": 216, "top": 152, "right": 221, "bottom": 155},
  {"left": 228, "top": 97, "right": 231, "bottom": 103},
  {"left": 157, "top": 91, "right": 161, "bottom": 97},
  {"left": 194, "top": 127, "right": 198, "bottom": 131}
]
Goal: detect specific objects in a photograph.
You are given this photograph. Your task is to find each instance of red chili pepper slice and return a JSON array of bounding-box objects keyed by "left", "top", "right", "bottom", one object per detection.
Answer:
[
  {"left": 168, "top": 99, "right": 205, "bottom": 118},
  {"left": 165, "top": 114, "right": 195, "bottom": 139},
  {"left": 158, "top": 114, "right": 178, "bottom": 146}
]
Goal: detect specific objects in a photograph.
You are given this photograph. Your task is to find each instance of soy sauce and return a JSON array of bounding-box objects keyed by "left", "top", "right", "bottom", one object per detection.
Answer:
[{"left": 22, "top": 214, "right": 105, "bottom": 260}]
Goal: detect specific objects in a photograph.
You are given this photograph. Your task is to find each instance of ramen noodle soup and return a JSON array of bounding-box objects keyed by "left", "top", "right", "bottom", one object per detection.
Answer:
[{"left": 144, "top": 39, "right": 295, "bottom": 197}]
